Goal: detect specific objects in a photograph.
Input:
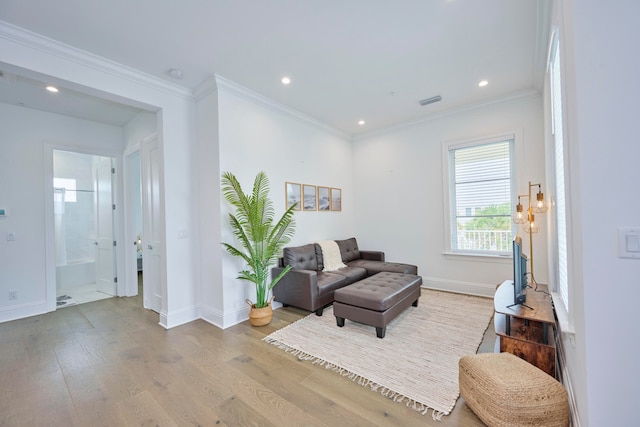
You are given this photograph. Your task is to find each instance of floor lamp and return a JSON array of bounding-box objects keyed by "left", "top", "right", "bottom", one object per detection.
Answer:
[{"left": 512, "top": 181, "right": 548, "bottom": 283}]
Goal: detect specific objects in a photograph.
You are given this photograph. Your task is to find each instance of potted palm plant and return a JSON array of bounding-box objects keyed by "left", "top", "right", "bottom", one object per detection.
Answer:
[{"left": 221, "top": 171, "right": 297, "bottom": 326}]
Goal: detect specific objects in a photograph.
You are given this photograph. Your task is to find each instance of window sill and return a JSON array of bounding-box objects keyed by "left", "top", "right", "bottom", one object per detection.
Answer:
[
  {"left": 551, "top": 291, "right": 575, "bottom": 336},
  {"left": 442, "top": 251, "right": 512, "bottom": 263}
]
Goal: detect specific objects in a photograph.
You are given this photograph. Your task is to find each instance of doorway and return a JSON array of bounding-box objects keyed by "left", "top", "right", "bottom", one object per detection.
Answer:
[
  {"left": 53, "top": 150, "right": 116, "bottom": 307},
  {"left": 124, "top": 148, "right": 145, "bottom": 302},
  {"left": 123, "top": 133, "right": 162, "bottom": 314}
]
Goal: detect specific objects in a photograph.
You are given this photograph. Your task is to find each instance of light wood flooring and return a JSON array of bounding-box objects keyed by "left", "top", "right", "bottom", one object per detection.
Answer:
[{"left": 0, "top": 284, "right": 494, "bottom": 426}]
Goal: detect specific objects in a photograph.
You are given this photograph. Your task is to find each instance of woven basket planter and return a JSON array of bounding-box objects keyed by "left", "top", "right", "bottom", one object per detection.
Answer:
[{"left": 247, "top": 300, "right": 273, "bottom": 326}]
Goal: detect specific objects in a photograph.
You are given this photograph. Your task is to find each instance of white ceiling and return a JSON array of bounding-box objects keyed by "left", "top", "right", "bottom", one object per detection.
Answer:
[{"left": 0, "top": 0, "right": 549, "bottom": 135}]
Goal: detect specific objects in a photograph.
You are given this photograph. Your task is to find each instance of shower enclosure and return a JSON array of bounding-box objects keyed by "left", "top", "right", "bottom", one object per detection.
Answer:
[{"left": 53, "top": 150, "right": 115, "bottom": 307}]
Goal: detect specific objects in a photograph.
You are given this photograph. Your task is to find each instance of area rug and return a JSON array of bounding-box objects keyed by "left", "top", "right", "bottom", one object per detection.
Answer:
[{"left": 263, "top": 289, "right": 494, "bottom": 419}]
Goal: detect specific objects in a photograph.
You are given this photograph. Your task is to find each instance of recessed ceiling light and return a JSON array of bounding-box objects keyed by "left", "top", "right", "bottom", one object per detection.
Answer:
[
  {"left": 45, "top": 85, "right": 59, "bottom": 93},
  {"left": 281, "top": 76, "right": 291, "bottom": 85},
  {"left": 478, "top": 80, "right": 489, "bottom": 87},
  {"left": 358, "top": 120, "right": 365, "bottom": 126}
]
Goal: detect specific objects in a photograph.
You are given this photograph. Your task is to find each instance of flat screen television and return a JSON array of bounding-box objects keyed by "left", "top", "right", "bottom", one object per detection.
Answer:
[{"left": 512, "top": 236, "right": 528, "bottom": 306}]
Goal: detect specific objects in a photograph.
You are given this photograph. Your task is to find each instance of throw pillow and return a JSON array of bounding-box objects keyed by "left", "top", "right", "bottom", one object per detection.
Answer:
[
  {"left": 335, "top": 237, "right": 360, "bottom": 262},
  {"left": 317, "top": 240, "right": 346, "bottom": 271}
]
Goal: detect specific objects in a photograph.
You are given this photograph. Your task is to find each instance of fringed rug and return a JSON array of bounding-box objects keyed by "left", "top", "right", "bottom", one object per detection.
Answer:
[{"left": 264, "top": 289, "right": 494, "bottom": 419}]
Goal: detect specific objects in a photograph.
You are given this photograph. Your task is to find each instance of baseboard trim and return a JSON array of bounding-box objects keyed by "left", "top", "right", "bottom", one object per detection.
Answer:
[
  {"left": 556, "top": 329, "right": 582, "bottom": 426},
  {"left": 159, "top": 305, "right": 199, "bottom": 330},
  {"left": 201, "top": 304, "right": 250, "bottom": 330},
  {"left": 0, "top": 300, "right": 48, "bottom": 323},
  {"left": 200, "top": 305, "right": 223, "bottom": 329},
  {"left": 422, "top": 276, "right": 497, "bottom": 298}
]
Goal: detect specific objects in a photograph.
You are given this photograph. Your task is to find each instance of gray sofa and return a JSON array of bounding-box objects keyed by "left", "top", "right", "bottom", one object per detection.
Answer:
[{"left": 271, "top": 237, "right": 418, "bottom": 315}]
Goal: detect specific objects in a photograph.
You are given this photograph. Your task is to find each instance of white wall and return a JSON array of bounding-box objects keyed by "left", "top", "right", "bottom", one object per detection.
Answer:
[
  {"left": 214, "top": 80, "right": 354, "bottom": 327},
  {"left": 124, "top": 112, "right": 157, "bottom": 153},
  {"left": 195, "top": 79, "right": 223, "bottom": 327},
  {"left": 0, "top": 103, "right": 123, "bottom": 321},
  {"left": 561, "top": 1, "right": 640, "bottom": 425},
  {"left": 352, "top": 95, "right": 545, "bottom": 296}
]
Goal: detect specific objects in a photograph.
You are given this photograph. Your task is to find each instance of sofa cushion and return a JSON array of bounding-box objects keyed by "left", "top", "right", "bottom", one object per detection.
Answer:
[
  {"left": 283, "top": 244, "right": 318, "bottom": 270},
  {"left": 316, "top": 272, "right": 349, "bottom": 296},
  {"left": 332, "top": 266, "right": 368, "bottom": 284},
  {"left": 336, "top": 237, "right": 360, "bottom": 263},
  {"left": 317, "top": 240, "right": 347, "bottom": 271},
  {"left": 347, "top": 259, "right": 418, "bottom": 275}
]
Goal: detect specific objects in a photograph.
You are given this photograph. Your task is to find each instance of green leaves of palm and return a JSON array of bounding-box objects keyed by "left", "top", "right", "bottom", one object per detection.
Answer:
[{"left": 221, "top": 171, "right": 297, "bottom": 308}]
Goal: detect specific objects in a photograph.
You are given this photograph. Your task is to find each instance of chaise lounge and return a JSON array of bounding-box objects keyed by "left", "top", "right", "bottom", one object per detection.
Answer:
[{"left": 271, "top": 237, "right": 418, "bottom": 315}]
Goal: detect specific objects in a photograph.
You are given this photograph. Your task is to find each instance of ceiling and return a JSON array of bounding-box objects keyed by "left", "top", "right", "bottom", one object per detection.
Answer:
[{"left": 0, "top": 0, "right": 549, "bottom": 135}]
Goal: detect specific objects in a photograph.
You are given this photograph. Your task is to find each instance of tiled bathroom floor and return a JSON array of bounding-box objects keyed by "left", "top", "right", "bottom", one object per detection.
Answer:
[{"left": 57, "top": 284, "right": 113, "bottom": 307}]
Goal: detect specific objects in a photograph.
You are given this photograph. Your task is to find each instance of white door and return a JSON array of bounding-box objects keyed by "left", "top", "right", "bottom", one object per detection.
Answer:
[
  {"left": 95, "top": 156, "right": 116, "bottom": 296},
  {"left": 141, "top": 135, "right": 162, "bottom": 312}
]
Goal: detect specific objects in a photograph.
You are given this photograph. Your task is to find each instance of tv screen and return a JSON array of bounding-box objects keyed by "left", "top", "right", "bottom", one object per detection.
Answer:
[{"left": 512, "top": 236, "right": 528, "bottom": 305}]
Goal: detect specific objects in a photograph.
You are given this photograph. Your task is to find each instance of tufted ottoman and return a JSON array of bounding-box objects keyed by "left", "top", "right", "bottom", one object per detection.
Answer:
[
  {"left": 333, "top": 271, "right": 422, "bottom": 338},
  {"left": 459, "top": 352, "right": 569, "bottom": 427}
]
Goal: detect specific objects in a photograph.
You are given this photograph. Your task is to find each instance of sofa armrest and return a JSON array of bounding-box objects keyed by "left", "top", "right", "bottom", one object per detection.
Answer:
[
  {"left": 272, "top": 267, "right": 320, "bottom": 311},
  {"left": 359, "top": 250, "right": 385, "bottom": 262},
  {"left": 272, "top": 266, "right": 317, "bottom": 284}
]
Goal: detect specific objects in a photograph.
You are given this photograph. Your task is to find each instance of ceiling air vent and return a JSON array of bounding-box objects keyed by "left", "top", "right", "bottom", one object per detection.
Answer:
[{"left": 418, "top": 95, "right": 442, "bottom": 106}]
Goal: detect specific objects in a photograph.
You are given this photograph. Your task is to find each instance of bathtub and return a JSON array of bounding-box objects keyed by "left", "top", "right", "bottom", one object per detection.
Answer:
[{"left": 56, "top": 260, "right": 96, "bottom": 289}]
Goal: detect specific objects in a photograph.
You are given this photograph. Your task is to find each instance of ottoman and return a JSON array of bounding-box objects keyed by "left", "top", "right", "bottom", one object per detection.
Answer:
[
  {"left": 333, "top": 271, "right": 422, "bottom": 338},
  {"left": 459, "top": 352, "right": 569, "bottom": 427}
]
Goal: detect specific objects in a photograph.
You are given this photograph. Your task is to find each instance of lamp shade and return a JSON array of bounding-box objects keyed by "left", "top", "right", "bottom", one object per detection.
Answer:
[
  {"left": 512, "top": 201, "right": 526, "bottom": 224},
  {"left": 534, "top": 189, "right": 548, "bottom": 213},
  {"left": 523, "top": 221, "right": 539, "bottom": 234}
]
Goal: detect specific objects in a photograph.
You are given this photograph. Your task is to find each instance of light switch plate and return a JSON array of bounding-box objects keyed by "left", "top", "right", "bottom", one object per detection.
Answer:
[{"left": 618, "top": 227, "right": 640, "bottom": 259}]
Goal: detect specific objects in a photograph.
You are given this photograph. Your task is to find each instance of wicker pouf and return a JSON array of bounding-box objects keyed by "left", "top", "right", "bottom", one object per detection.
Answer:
[{"left": 459, "top": 352, "right": 569, "bottom": 427}]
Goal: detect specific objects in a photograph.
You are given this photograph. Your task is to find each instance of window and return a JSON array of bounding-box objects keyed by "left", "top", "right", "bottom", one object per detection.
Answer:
[
  {"left": 445, "top": 136, "right": 516, "bottom": 255},
  {"left": 550, "top": 35, "right": 569, "bottom": 313}
]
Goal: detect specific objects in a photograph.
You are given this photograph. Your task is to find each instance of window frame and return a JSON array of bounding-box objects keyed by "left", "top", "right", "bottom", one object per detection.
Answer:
[
  {"left": 547, "top": 28, "right": 574, "bottom": 333},
  {"left": 442, "top": 130, "right": 523, "bottom": 257}
]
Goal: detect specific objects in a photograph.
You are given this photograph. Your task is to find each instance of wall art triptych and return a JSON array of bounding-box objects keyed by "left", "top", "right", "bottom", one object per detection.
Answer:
[{"left": 285, "top": 182, "right": 341, "bottom": 212}]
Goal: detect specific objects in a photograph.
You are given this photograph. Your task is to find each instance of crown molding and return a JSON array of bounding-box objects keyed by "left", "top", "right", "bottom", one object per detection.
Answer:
[
  {"left": 215, "top": 74, "right": 350, "bottom": 140},
  {"left": 353, "top": 89, "right": 541, "bottom": 141},
  {"left": 193, "top": 75, "right": 219, "bottom": 102},
  {"left": 0, "top": 20, "right": 192, "bottom": 100}
]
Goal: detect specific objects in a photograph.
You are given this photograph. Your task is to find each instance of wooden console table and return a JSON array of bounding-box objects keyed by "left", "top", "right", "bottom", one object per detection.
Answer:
[{"left": 494, "top": 280, "right": 557, "bottom": 377}]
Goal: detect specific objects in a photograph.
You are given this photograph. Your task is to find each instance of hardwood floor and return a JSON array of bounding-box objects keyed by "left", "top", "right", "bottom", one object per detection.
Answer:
[{"left": 0, "top": 287, "right": 494, "bottom": 426}]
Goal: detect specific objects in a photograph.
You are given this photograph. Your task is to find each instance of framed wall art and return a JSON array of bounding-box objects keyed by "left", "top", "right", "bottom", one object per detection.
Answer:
[
  {"left": 318, "top": 186, "right": 330, "bottom": 211},
  {"left": 330, "top": 188, "right": 342, "bottom": 211},
  {"left": 285, "top": 182, "right": 301, "bottom": 210},
  {"left": 303, "top": 184, "right": 317, "bottom": 211}
]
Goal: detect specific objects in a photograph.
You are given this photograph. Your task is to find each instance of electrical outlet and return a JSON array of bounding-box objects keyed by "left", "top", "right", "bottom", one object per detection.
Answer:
[{"left": 8, "top": 290, "right": 17, "bottom": 300}]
